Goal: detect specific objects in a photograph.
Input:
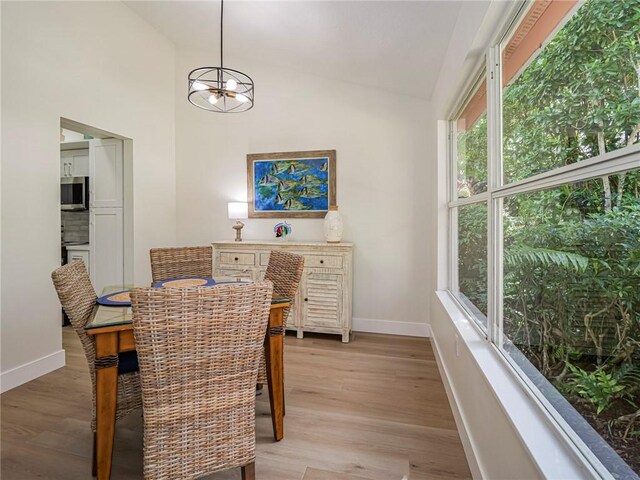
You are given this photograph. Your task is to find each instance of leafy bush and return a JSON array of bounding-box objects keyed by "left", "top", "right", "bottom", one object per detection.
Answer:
[{"left": 566, "top": 364, "right": 627, "bottom": 414}]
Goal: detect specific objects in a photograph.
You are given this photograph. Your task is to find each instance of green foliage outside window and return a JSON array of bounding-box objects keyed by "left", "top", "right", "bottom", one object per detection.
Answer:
[
  {"left": 458, "top": 203, "right": 488, "bottom": 320},
  {"left": 502, "top": 0, "right": 640, "bottom": 185}
]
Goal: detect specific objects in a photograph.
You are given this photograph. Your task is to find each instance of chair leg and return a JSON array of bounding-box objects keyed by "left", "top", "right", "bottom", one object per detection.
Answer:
[
  {"left": 241, "top": 461, "right": 255, "bottom": 480},
  {"left": 92, "top": 432, "right": 97, "bottom": 477}
]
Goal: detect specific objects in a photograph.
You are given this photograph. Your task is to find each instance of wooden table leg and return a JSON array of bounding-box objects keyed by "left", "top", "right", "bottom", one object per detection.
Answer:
[
  {"left": 94, "top": 332, "right": 119, "bottom": 480},
  {"left": 265, "top": 306, "right": 285, "bottom": 441},
  {"left": 241, "top": 461, "right": 256, "bottom": 480}
]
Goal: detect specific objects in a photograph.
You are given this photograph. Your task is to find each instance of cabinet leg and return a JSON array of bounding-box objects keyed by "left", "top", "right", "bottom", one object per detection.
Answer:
[
  {"left": 342, "top": 331, "right": 350, "bottom": 343},
  {"left": 297, "top": 329, "right": 303, "bottom": 339}
]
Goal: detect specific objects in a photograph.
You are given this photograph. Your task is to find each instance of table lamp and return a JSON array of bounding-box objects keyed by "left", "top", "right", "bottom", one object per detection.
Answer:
[{"left": 228, "top": 202, "right": 248, "bottom": 242}]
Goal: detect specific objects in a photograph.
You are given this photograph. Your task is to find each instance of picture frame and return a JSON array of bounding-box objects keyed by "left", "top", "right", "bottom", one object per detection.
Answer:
[{"left": 247, "top": 150, "right": 336, "bottom": 218}]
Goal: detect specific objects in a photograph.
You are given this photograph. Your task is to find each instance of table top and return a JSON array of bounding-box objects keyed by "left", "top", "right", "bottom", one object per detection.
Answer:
[{"left": 85, "top": 278, "right": 290, "bottom": 331}]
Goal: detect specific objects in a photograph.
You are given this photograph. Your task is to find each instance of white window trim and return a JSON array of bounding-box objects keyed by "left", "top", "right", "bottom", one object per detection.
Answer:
[
  {"left": 486, "top": 44, "right": 503, "bottom": 346},
  {"left": 449, "top": 192, "right": 488, "bottom": 208},
  {"left": 494, "top": 143, "right": 640, "bottom": 199}
]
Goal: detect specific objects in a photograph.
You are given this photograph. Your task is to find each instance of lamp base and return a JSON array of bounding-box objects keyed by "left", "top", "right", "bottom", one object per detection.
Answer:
[{"left": 232, "top": 220, "right": 245, "bottom": 242}]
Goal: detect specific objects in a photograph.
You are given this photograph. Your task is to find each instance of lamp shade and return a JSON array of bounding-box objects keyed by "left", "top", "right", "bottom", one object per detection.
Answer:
[{"left": 228, "top": 202, "right": 248, "bottom": 219}]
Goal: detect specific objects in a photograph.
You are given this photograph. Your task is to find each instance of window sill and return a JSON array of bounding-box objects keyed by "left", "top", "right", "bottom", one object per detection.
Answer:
[{"left": 433, "top": 290, "right": 630, "bottom": 480}]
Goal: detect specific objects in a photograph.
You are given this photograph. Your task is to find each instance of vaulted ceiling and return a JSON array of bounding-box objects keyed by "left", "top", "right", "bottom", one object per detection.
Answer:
[{"left": 125, "top": 1, "right": 471, "bottom": 100}]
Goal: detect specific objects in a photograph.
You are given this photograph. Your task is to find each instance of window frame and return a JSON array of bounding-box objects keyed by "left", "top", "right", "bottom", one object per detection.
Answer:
[
  {"left": 446, "top": 1, "right": 640, "bottom": 477},
  {"left": 448, "top": 64, "right": 491, "bottom": 336}
]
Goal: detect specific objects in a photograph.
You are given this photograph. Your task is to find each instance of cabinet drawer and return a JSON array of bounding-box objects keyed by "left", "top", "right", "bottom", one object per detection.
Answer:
[
  {"left": 216, "top": 269, "right": 253, "bottom": 281},
  {"left": 260, "top": 252, "right": 344, "bottom": 269},
  {"left": 219, "top": 252, "right": 256, "bottom": 266},
  {"left": 305, "top": 254, "right": 343, "bottom": 269}
]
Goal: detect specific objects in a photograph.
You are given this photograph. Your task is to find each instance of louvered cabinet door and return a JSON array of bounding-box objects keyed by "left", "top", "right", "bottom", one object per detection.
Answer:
[{"left": 301, "top": 272, "right": 343, "bottom": 330}]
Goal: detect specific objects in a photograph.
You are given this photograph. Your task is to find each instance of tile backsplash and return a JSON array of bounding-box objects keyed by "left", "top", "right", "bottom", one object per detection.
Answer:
[{"left": 61, "top": 211, "right": 89, "bottom": 243}]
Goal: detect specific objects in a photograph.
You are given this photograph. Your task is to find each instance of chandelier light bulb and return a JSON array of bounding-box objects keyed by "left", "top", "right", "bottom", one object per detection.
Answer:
[
  {"left": 225, "top": 78, "right": 238, "bottom": 91},
  {"left": 236, "top": 93, "right": 249, "bottom": 103},
  {"left": 208, "top": 94, "right": 219, "bottom": 105},
  {"left": 192, "top": 81, "right": 208, "bottom": 91}
]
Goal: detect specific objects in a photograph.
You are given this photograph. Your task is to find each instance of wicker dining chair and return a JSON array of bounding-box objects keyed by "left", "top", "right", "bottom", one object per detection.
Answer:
[
  {"left": 130, "top": 282, "right": 273, "bottom": 480},
  {"left": 149, "top": 245, "right": 212, "bottom": 282},
  {"left": 257, "top": 250, "right": 305, "bottom": 386},
  {"left": 51, "top": 260, "right": 142, "bottom": 475}
]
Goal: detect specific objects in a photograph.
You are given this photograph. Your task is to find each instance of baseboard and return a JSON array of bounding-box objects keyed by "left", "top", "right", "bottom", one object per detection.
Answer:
[
  {"left": 430, "top": 333, "right": 484, "bottom": 480},
  {"left": 352, "top": 318, "right": 431, "bottom": 337},
  {"left": 0, "top": 349, "right": 66, "bottom": 394}
]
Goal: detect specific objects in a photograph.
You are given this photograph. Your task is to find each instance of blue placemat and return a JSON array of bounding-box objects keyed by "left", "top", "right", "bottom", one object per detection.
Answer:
[{"left": 97, "top": 290, "right": 132, "bottom": 306}]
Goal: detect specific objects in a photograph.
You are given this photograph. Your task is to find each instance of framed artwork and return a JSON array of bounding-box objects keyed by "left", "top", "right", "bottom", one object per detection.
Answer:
[{"left": 247, "top": 150, "right": 336, "bottom": 218}]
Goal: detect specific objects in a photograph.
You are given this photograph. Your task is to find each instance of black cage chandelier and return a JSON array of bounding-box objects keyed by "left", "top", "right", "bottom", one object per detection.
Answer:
[{"left": 187, "top": 0, "right": 254, "bottom": 113}]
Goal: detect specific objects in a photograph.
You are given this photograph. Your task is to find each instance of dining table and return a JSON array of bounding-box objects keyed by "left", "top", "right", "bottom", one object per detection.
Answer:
[{"left": 85, "top": 278, "right": 290, "bottom": 480}]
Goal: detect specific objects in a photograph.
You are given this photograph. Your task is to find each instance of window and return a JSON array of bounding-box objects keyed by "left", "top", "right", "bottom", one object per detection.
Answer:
[
  {"left": 453, "top": 74, "right": 489, "bottom": 328},
  {"left": 457, "top": 202, "right": 488, "bottom": 326},
  {"left": 448, "top": 0, "right": 640, "bottom": 476},
  {"left": 455, "top": 76, "right": 487, "bottom": 198}
]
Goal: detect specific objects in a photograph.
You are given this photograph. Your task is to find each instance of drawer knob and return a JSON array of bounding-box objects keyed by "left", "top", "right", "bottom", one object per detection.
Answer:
[
  {"left": 304, "top": 297, "right": 308, "bottom": 302},
  {"left": 320, "top": 259, "right": 324, "bottom": 264},
  {"left": 234, "top": 257, "right": 239, "bottom": 261}
]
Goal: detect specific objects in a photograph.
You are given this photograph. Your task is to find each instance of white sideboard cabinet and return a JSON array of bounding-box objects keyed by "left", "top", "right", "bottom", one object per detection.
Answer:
[{"left": 212, "top": 241, "right": 354, "bottom": 342}]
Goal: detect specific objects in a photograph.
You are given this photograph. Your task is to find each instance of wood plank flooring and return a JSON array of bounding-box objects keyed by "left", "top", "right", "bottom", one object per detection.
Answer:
[{"left": 1, "top": 328, "right": 471, "bottom": 480}]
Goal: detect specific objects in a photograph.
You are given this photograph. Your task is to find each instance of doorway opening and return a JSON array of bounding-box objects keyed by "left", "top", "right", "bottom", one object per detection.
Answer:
[{"left": 59, "top": 119, "right": 134, "bottom": 315}]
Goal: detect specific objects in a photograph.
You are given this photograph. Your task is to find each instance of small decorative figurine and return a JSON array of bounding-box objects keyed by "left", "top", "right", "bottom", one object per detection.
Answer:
[{"left": 274, "top": 221, "right": 292, "bottom": 240}]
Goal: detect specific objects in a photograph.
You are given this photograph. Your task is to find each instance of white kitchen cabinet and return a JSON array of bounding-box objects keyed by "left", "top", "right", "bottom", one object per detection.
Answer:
[
  {"left": 90, "top": 139, "right": 123, "bottom": 208},
  {"left": 213, "top": 241, "right": 353, "bottom": 342},
  {"left": 90, "top": 208, "right": 124, "bottom": 293},
  {"left": 66, "top": 244, "right": 91, "bottom": 279},
  {"left": 60, "top": 149, "right": 89, "bottom": 177}
]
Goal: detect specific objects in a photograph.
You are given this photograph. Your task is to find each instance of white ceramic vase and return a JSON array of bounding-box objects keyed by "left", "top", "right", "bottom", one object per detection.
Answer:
[{"left": 324, "top": 205, "right": 343, "bottom": 243}]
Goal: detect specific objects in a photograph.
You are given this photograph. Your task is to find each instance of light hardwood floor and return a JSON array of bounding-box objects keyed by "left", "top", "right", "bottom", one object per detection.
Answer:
[{"left": 1, "top": 328, "right": 471, "bottom": 480}]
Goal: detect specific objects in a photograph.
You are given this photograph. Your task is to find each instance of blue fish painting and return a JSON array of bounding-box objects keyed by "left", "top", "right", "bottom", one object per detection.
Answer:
[{"left": 253, "top": 157, "right": 330, "bottom": 212}]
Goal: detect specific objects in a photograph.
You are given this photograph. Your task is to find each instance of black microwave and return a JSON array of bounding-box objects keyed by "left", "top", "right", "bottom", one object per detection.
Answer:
[{"left": 61, "top": 177, "right": 89, "bottom": 210}]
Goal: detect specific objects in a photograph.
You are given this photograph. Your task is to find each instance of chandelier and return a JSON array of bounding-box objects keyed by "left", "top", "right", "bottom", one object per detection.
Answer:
[{"left": 187, "top": 0, "right": 254, "bottom": 113}]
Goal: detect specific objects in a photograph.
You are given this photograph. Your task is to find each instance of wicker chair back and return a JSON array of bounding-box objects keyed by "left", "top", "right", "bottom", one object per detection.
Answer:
[{"left": 130, "top": 281, "right": 273, "bottom": 480}]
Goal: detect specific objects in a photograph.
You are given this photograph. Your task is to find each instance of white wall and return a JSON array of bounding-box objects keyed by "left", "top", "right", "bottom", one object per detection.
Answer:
[
  {"left": 1, "top": 1, "right": 176, "bottom": 390},
  {"left": 175, "top": 49, "right": 431, "bottom": 333}
]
